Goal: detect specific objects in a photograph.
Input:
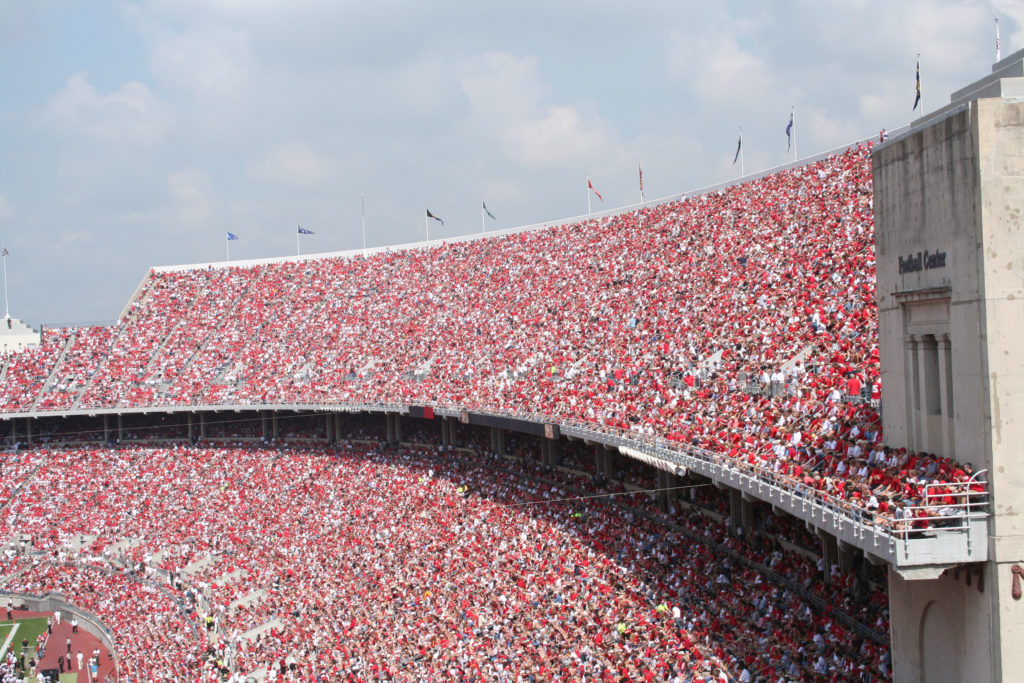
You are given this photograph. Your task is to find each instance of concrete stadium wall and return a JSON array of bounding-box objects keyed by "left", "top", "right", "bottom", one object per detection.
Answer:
[{"left": 874, "top": 82, "right": 1024, "bottom": 682}]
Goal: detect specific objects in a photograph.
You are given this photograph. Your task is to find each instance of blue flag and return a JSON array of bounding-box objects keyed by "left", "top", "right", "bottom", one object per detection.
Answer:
[
  {"left": 226, "top": 232, "right": 239, "bottom": 241},
  {"left": 786, "top": 112, "right": 794, "bottom": 152},
  {"left": 297, "top": 225, "right": 315, "bottom": 235}
]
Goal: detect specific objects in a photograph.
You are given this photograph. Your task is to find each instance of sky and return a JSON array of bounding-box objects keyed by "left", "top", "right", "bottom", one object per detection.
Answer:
[{"left": 0, "top": 0, "right": 1020, "bottom": 326}]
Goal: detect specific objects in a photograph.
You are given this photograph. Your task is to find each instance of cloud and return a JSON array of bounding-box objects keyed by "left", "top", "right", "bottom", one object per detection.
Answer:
[
  {"left": 43, "top": 72, "right": 176, "bottom": 145},
  {"left": 0, "top": 194, "right": 13, "bottom": 222},
  {"left": 245, "top": 141, "right": 333, "bottom": 189},
  {"left": 458, "top": 52, "right": 618, "bottom": 167},
  {"left": 146, "top": 24, "right": 253, "bottom": 97},
  {"left": 167, "top": 167, "right": 215, "bottom": 230}
]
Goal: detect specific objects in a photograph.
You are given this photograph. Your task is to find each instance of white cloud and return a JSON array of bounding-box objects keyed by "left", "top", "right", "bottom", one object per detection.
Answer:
[
  {"left": 43, "top": 72, "right": 176, "bottom": 145},
  {"left": 147, "top": 24, "right": 252, "bottom": 97},
  {"left": 245, "top": 141, "right": 333, "bottom": 189},
  {"left": 168, "top": 167, "right": 214, "bottom": 229},
  {"left": 458, "top": 51, "right": 617, "bottom": 166},
  {"left": 0, "top": 194, "right": 13, "bottom": 222}
]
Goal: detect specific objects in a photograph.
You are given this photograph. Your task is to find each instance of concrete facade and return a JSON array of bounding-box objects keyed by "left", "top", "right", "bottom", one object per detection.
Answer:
[
  {"left": 874, "top": 53, "right": 1024, "bottom": 683},
  {"left": 0, "top": 317, "right": 39, "bottom": 353}
]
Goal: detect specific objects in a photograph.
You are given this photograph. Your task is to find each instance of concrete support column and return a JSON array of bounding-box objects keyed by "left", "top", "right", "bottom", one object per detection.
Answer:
[
  {"left": 905, "top": 336, "right": 920, "bottom": 451},
  {"left": 394, "top": 415, "right": 402, "bottom": 443},
  {"left": 25, "top": 418, "right": 32, "bottom": 445},
  {"left": 837, "top": 540, "right": 855, "bottom": 575},
  {"left": 103, "top": 415, "right": 110, "bottom": 442},
  {"left": 728, "top": 488, "right": 742, "bottom": 534},
  {"left": 272, "top": 413, "right": 279, "bottom": 440},
  {"left": 325, "top": 413, "right": 334, "bottom": 444},
  {"left": 335, "top": 414, "right": 343, "bottom": 443},
  {"left": 818, "top": 530, "right": 838, "bottom": 583},
  {"left": 490, "top": 427, "right": 498, "bottom": 452},
  {"left": 603, "top": 446, "right": 616, "bottom": 480},
  {"left": 496, "top": 428, "right": 506, "bottom": 455},
  {"left": 187, "top": 413, "right": 194, "bottom": 440},
  {"left": 741, "top": 495, "right": 755, "bottom": 533},
  {"left": 913, "top": 334, "right": 930, "bottom": 453},
  {"left": 198, "top": 413, "right": 206, "bottom": 440},
  {"left": 936, "top": 333, "right": 954, "bottom": 459},
  {"left": 441, "top": 418, "right": 450, "bottom": 449},
  {"left": 385, "top": 414, "right": 395, "bottom": 444},
  {"left": 261, "top": 413, "right": 268, "bottom": 441},
  {"left": 117, "top": 414, "right": 124, "bottom": 442}
]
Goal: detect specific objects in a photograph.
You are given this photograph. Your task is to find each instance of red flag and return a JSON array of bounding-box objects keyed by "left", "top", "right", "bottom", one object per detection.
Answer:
[
  {"left": 2, "top": 247, "right": 7, "bottom": 257},
  {"left": 588, "top": 178, "right": 603, "bottom": 202}
]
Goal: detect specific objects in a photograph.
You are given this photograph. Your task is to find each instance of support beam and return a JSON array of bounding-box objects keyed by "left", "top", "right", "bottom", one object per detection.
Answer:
[
  {"left": 198, "top": 412, "right": 206, "bottom": 440},
  {"left": 25, "top": 418, "right": 31, "bottom": 445},
  {"left": 729, "top": 488, "right": 742, "bottom": 534},
  {"left": 103, "top": 414, "right": 110, "bottom": 442},
  {"left": 325, "top": 413, "right": 334, "bottom": 444},
  {"left": 261, "top": 413, "right": 268, "bottom": 441},
  {"left": 187, "top": 413, "right": 194, "bottom": 440},
  {"left": 394, "top": 414, "right": 402, "bottom": 443},
  {"left": 117, "top": 414, "right": 124, "bottom": 442}
]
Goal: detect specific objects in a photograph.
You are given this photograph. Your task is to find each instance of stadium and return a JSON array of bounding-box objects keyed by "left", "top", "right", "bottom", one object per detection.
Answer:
[{"left": 0, "top": 25, "right": 1022, "bottom": 683}]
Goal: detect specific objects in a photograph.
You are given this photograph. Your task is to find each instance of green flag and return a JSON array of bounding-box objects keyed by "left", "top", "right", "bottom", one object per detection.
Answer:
[{"left": 483, "top": 201, "right": 496, "bottom": 220}]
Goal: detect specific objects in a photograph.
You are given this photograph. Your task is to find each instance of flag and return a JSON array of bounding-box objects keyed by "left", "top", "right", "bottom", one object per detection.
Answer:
[
  {"left": 1, "top": 247, "right": 7, "bottom": 257},
  {"left": 638, "top": 162, "right": 644, "bottom": 200},
  {"left": 482, "top": 201, "right": 496, "bottom": 220},
  {"left": 786, "top": 112, "right": 794, "bottom": 152},
  {"left": 913, "top": 55, "right": 921, "bottom": 111},
  {"left": 588, "top": 178, "right": 603, "bottom": 202},
  {"left": 733, "top": 135, "right": 742, "bottom": 165},
  {"left": 226, "top": 232, "right": 239, "bottom": 241},
  {"left": 426, "top": 209, "right": 444, "bottom": 225},
  {"left": 297, "top": 225, "right": 315, "bottom": 235}
]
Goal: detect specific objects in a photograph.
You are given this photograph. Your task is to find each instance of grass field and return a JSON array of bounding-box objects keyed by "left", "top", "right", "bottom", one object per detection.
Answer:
[{"left": 0, "top": 617, "right": 75, "bottom": 681}]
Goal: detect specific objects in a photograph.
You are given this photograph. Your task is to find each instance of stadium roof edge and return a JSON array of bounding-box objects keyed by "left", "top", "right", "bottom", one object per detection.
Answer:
[{"left": 151, "top": 133, "right": 891, "bottom": 275}]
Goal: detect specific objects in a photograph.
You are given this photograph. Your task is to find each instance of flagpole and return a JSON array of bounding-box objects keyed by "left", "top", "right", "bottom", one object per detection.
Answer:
[
  {"left": 738, "top": 127, "right": 744, "bottom": 178},
  {"left": 361, "top": 194, "right": 367, "bottom": 254},
  {"left": 792, "top": 106, "right": 797, "bottom": 161},
  {"left": 297, "top": 227, "right": 301, "bottom": 256},
  {"left": 425, "top": 212, "right": 429, "bottom": 241},
  {"left": 996, "top": 17, "right": 1001, "bottom": 62},
  {"left": 481, "top": 197, "right": 485, "bottom": 233},
  {"left": 918, "top": 53, "right": 924, "bottom": 117},
  {"left": 638, "top": 160, "right": 643, "bottom": 203},
  {"left": 226, "top": 235, "right": 230, "bottom": 262},
  {"left": 2, "top": 244, "right": 8, "bottom": 320},
  {"left": 586, "top": 176, "right": 591, "bottom": 215}
]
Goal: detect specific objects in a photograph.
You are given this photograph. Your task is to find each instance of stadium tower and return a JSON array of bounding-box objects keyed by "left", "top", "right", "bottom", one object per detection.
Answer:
[{"left": 874, "top": 49, "right": 1024, "bottom": 682}]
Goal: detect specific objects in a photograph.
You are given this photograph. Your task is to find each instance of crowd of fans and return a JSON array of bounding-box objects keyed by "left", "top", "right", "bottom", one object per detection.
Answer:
[
  {"left": 0, "top": 144, "right": 983, "bottom": 528},
  {"left": 0, "top": 436, "right": 892, "bottom": 681}
]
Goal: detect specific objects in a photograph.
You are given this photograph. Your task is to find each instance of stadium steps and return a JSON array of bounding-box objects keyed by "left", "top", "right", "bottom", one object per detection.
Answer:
[
  {"left": 156, "top": 268, "right": 272, "bottom": 400},
  {"left": 781, "top": 344, "right": 815, "bottom": 372},
  {"left": 0, "top": 453, "right": 49, "bottom": 513},
  {"left": 228, "top": 588, "right": 266, "bottom": 614},
  {"left": 179, "top": 553, "right": 220, "bottom": 577},
  {"left": 239, "top": 617, "right": 283, "bottom": 644},
  {"left": 63, "top": 534, "right": 98, "bottom": 553},
  {"left": 0, "top": 359, "right": 8, "bottom": 385},
  {"left": 213, "top": 566, "right": 246, "bottom": 586},
  {"left": 29, "top": 332, "right": 76, "bottom": 410}
]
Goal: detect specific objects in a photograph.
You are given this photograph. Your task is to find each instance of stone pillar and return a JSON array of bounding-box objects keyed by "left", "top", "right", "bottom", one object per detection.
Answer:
[
  {"left": 496, "top": 428, "right": 506, "bottom": 455},
  {"left": 603, "top": 446, "right": 616, "bottom": 480},
  {"left": 490, "top": 427, "right": 498, "bottom": 452},
  {"left": 25, "top": 418, "right": 31, "bottom": 445},
  {"left": 728, "top": 488, "right": 742, "bottom": 534},
  {"left": 199, "top": 413, "right": 206, "bottom": 440},
  {"left": 187, "top": 413, "right": 194, "bottom": 440},
  {"left": 936, "top": 333, "right": 954, "bottom": 459},
  {"left": 325, "top": 413, "right": 334, "bottom": 444},
  {"left": 914, "top": 334, "right": 930, "bottom": 454},
  {"left": 261, "top": 413, "right": 268, "bottom": 441},
  {"left": 385, "top": 414, "right": 395, "bottom": 444},
  {"left": 394, "top": 415, "right": 402, "bottom": 443},
  {"left": 103, "top": 414, "right": 110, "bottom": 442},
  {"left": 335, "top": 413, "right": 343, "bottom": 443},
  {"left": 904, "top": 336, "right": 919, "bottom": 451},
  {"left": 741, "top": 494, "right": 755, "bottom": 533},
  {"left": 837, "top": 540, "right": 855, "bottom": 575},
  {"left": 441, "top": 418, "right": 450, "bottom": 449},
  {"left": 117, "top": 414, "right": 124, "bottom": 442},
  {"left": 818, "top": 530, "right": 838, "bottom": 583},
  {"left": 594, "top": 444, "right": 603, "bottom": 473},
  {"left": 272, "top": 413, "right": 279, "bottom": 440}
]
